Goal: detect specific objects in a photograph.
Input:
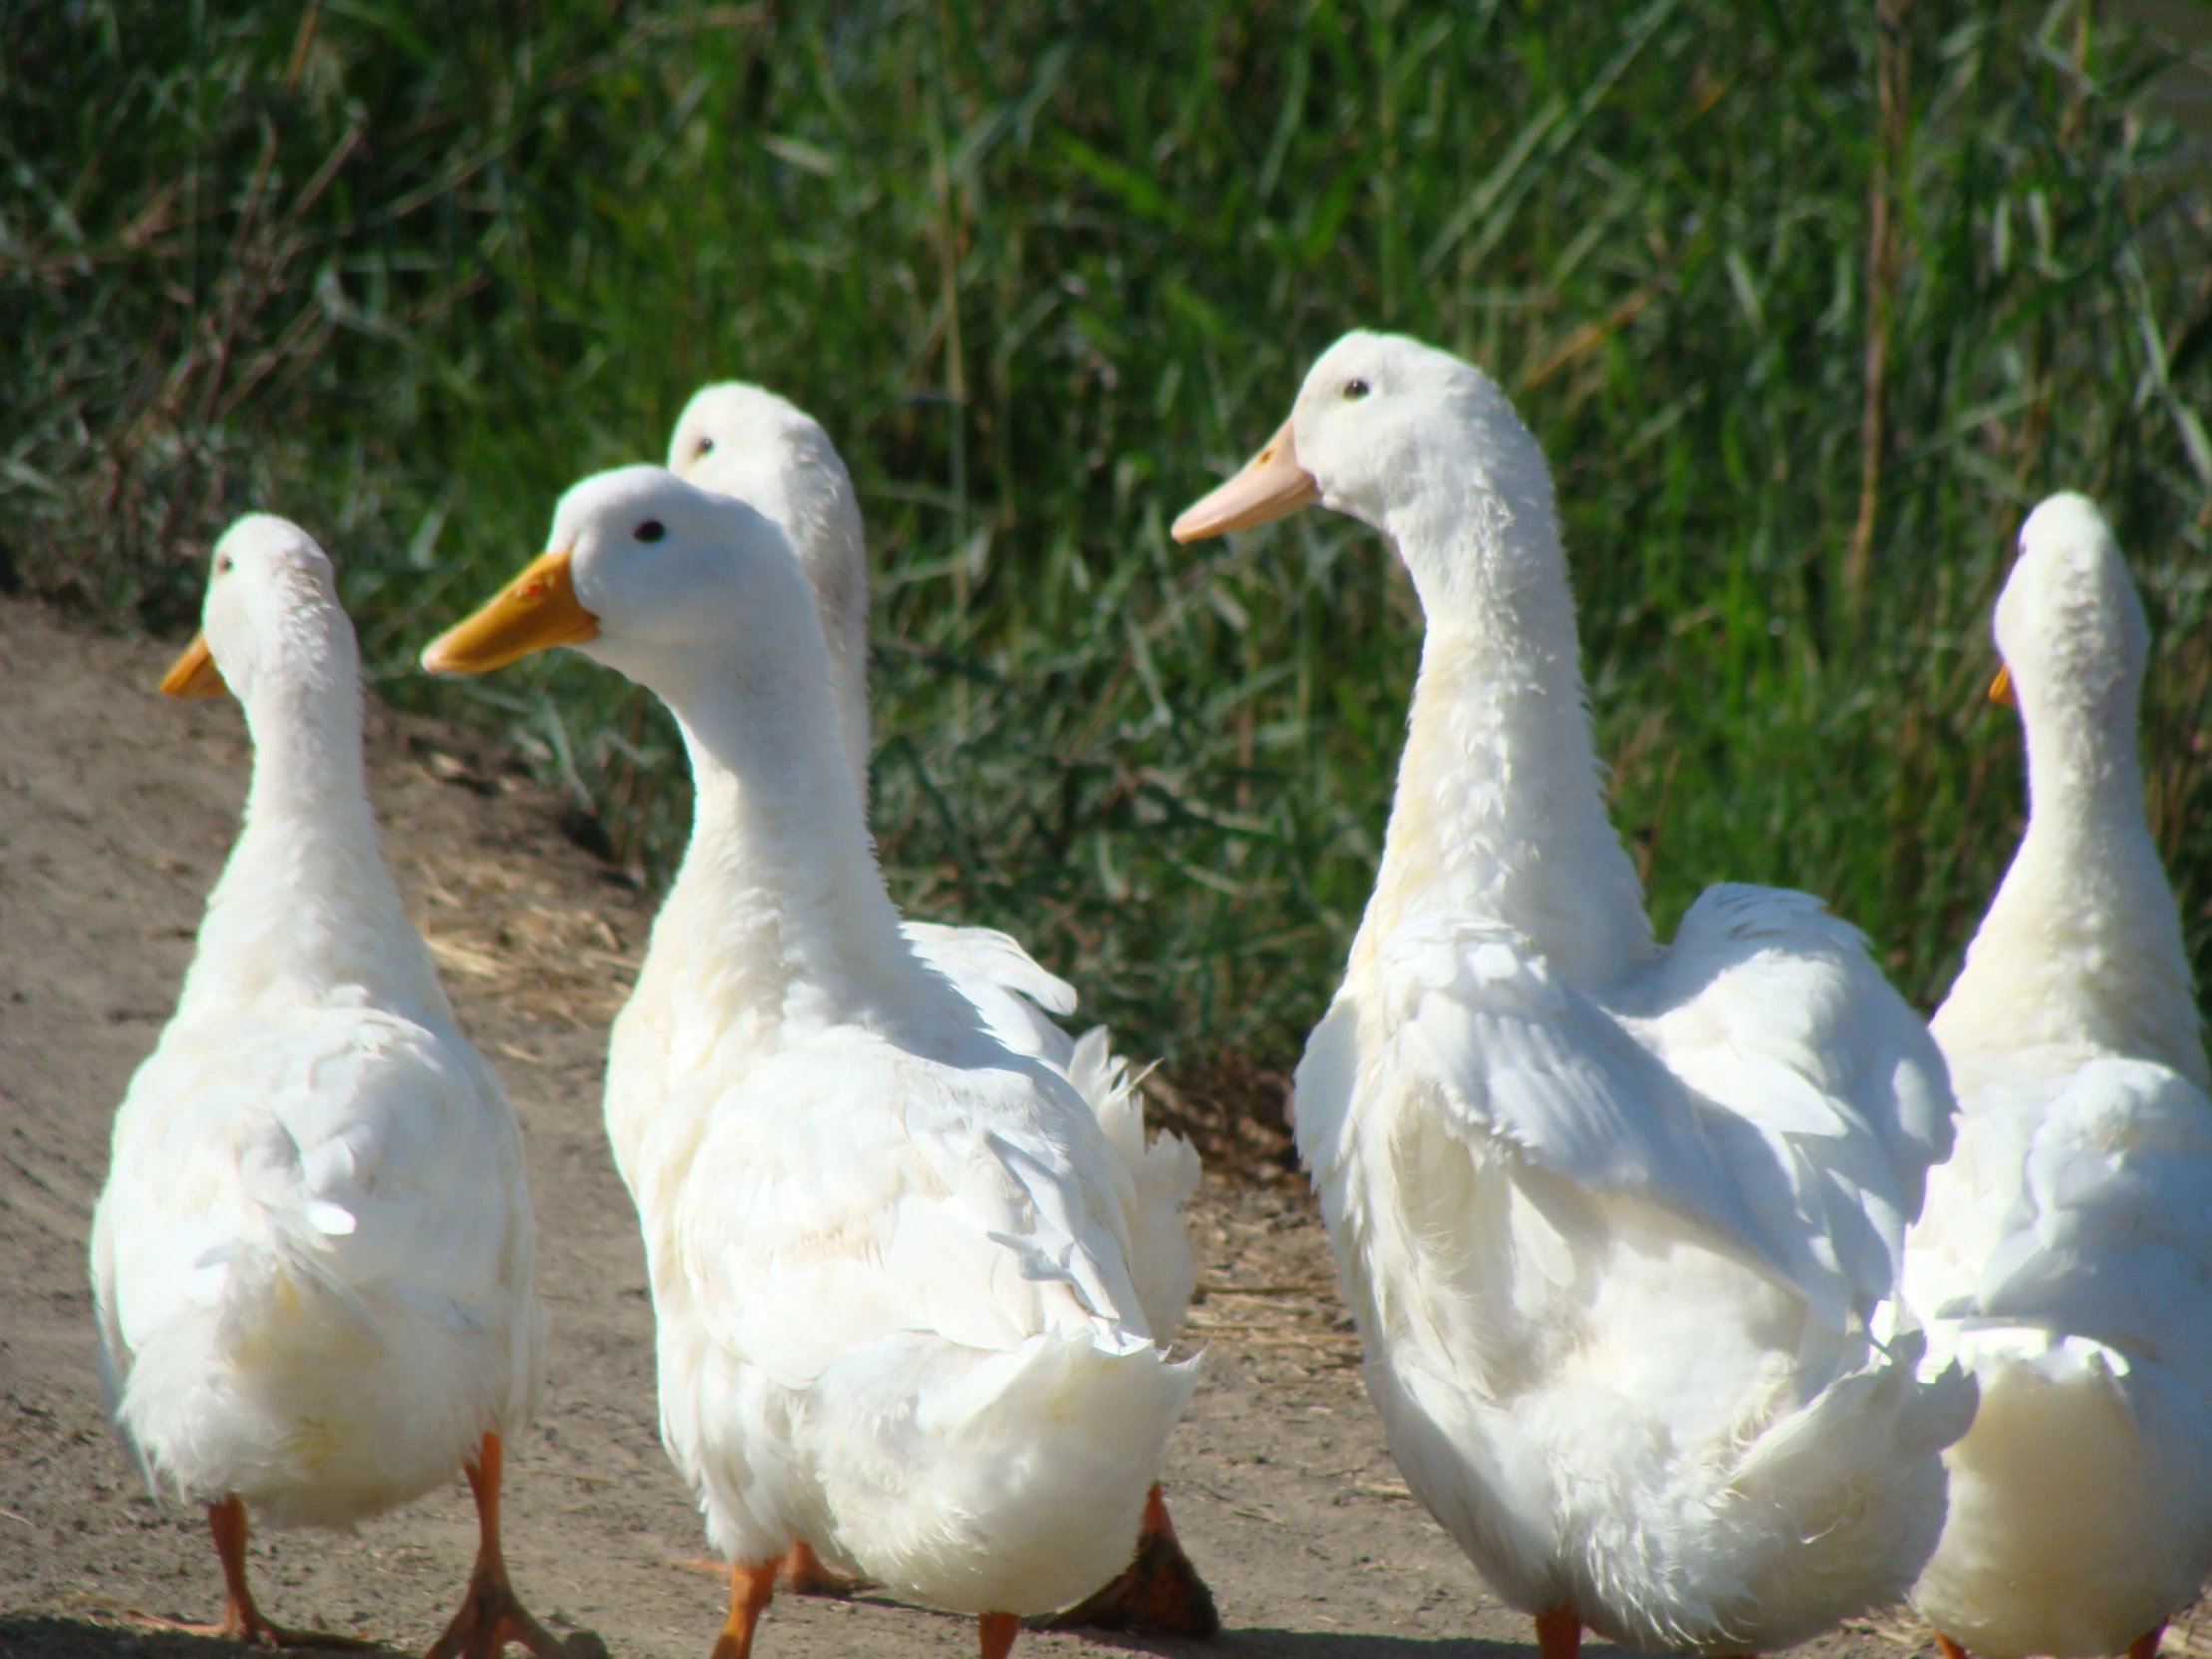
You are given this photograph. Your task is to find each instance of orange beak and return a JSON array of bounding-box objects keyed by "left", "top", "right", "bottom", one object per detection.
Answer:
[
  {"left": 1171, "top": 417, "right": 1321, "bottom": 542},
  {"left": 421, "top": 551, "right": 600, "bottom": 675},
  {"left": 1989, "top": 664, "right": 2016, "bottom": 707},
  {"left": 159, "top": 634, "right": 227, "bottom": 699}
]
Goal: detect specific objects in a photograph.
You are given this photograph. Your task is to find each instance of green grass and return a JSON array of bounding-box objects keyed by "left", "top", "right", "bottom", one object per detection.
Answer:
[{"left": 6, "top": 0, "right": 2210, "bottom": 1083}]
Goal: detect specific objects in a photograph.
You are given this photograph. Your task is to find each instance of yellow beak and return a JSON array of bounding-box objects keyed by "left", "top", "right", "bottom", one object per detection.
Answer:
[
  {"left": 1989, "top": 664, "right": 2016, "bottom": 707},
  {"left": 421, "top": 551, "right": 600, "bottom": 675},
  {"left": 1171, "top": 417, "right": 1321, "bottom": 542},
  {"left": 159, "top": 634, "right": 227, "bottom": 699}
]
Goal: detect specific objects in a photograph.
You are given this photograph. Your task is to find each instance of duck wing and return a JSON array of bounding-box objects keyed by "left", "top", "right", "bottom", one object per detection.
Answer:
[
  {"left": 901, "top": 924, "right": 1199, "bottom": 1341},
  {"left": 1303, "top": 887, "right": 1951, "bottom": 1330},
  {"left": 903, "top": 921, "right": 1078, "bottom": 1065},
  {"left": 92, "top": 1002, "right": 540, "bottom": 1471},
  {"left": 1929, "top": 1058, "right": 2212, "bottom": 1381},
  {"left": 669, "top": 1041, "right": 1156, "bottom": 1392},
  {"left": 97, "top": 1008, "right": 533, "bottom": 1347},
  {"left": 1609, "top": 882, "right": 1958, "bottom": 1326}
]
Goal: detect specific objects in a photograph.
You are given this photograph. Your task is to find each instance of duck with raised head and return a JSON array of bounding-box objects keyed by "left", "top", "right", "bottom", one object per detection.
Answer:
[
  {"left": 664, "top": 382, "right": 1212, "bottom": 1632},
  {"left": 91, "top": 515, "right": 563, "bottom": 1659},
  {"left": 1903, "top": 493, "right": 2212, "bottom": 1659},
  {"left": 422, "top": 467, "right": 1197, "bottom": 1659},
  {"left": 1173, "top": 331, "right": 1976, "bottom": 1659}
]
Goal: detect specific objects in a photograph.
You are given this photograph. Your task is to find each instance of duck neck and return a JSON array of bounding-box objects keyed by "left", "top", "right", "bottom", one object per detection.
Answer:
[
  {"left": 644, "top": 652, "right": 928, "bottom": 1048},
  {"left": 1351, "top": 496, "right": 1652, "bottom": 987},
  {"left": 183, "top": 666, "right": 448, "bottom": 1021},
  {"left": 767, "top": 466, "right": 873, "bottom": 813},
  {"left": 814, "top": 557, "right": 875, "bottom": 818},
  {"left": 1938, "top": 693, "right": 2208, "bottom": 1088},
  {"left": 2024, "top": 692, "right": 2149, "bottom": 855}
]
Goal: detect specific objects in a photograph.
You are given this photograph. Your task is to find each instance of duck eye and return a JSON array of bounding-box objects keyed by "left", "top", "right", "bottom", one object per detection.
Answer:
[
  {"left": 1343, "top": 378, "right": 1371, "bottom": 401},
  {"left": 635, "top": 520, "right": 667, "bottom": 543},
  {"left": 216, "top": 554, "right": 234, "bottom": 574},
  {"left": 697, "top": 437, "right": 715, "bottom": 456}
]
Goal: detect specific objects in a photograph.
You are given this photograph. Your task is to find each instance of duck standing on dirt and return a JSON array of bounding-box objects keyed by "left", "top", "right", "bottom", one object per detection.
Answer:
[
  {"left": 423, "top": 467, "right": 1197, "bottom": 1659},
  {"left": 1173, "top": 331, "right": 1976, "bottom": 1658},
  {"left": 1903, "top": 493, "right": 2212, "bottom": 1659},
  {"left": 667, "top": 380, "right": 1213, "bottom": 1633},
  {"left": 90, "top": 515, "right": 564, "bottom": 1657}
]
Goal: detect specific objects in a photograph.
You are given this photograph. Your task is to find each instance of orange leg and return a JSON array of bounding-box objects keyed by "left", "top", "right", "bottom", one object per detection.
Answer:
[
  {"left": 2128, "top": 1625, "right": 2167, "bottom": 1659},
  {"left": 1033, "top": 1482, "right": 1219, "bottom": 1636},
  {"left": 979, "top": 1611, "right": 1021, "bottom": 1659},
  {"left": 706, "top": 1556, "right": 780, "bottom": 1659},
  {"left": 423, "top": 1431, "right": 569, "bottom": 1659},
  {"left": 1536, "top": 1604, "right": 1581, "bottom": 1659},
  {"left": 130, "top": 1494, "right": 368, "bottom": 1648},
  {"left": 778, "top": 1540, "right": 860, "bottom": 1597},
  {"left": 1935, "top": 1636, "right": 1968, "bottom": 1659}
]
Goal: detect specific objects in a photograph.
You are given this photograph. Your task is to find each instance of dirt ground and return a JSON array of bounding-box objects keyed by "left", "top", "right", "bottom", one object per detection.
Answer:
[{"left": 0, "top": 595, "right": 2165, "bottom": 1659}]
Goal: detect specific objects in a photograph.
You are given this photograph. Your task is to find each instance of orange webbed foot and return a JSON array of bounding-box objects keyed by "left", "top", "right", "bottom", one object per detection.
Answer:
[
  {"left": 423, "top": 1558, "right": 572, "bottom": 1659},
  {"left": 129, "top": 1495, "right": 370, "bottom": 1649},
  {"left": 1535, "top": 1605, "right": 1581, "bottom": 1659},
  {"left": 777, "top": 1540, "right": 863, "bottom": 1598},
  {"left": 423, "top": 1432, "right": 574, "bottom": 1659},
  {"left": 980, "top": 1611, "right": 1021, "bottom": 1659},
  {"left": 1033, "top": 1483, "right": 1219, "bottom": 1637}
]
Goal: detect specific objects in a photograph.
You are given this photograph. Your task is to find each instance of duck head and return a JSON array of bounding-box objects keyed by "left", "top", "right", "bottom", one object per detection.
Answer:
[
  {"left": 162, "top": 514, "right": 354, "bottom": 704},
  {"left": 420, "top": 464, "right": 818, "bottom": 699},
  {"left": 668, "top": 383, "right": 864, "bottom": 607},
  {"left": 1172, "top": 330, "right": 1559, "bottom": 619},
  {"left": 668, "top": 382, "right": 873, "bottom": 793},
  {"left": 1990, "top": 492, "right": 2147, "bottom": 731}
]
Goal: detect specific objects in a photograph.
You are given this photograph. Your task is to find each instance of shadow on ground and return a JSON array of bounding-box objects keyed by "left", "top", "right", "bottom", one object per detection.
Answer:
[
  {"left": 1050, "top": 1626, "right": 1562, "bottom": 1659},
  {"left": 0, "top": 1615, "right": 621, "bottom": 1659},
  {"left": 0, "top": 1615, "right": 403, "bottom": 1659}
]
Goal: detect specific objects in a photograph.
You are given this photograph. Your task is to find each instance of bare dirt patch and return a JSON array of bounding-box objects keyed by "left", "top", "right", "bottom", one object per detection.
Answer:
[{"left": 0, "top": 597, "right": 2145, "bottom": 1659}]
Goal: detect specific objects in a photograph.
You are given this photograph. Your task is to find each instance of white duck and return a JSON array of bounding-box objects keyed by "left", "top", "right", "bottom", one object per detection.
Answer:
[
  {"left": 1903, "top": 492, "right": 2212, "bottom": 1659},
  {"left": 1173, "top": 331, "right": 1975, "bottom": 1658},
  {"left": 90, "top": 515, "right": 561, "bottom": 1657},
  {"left": 421, "top": 467, "right": 1197, "bottom": 1659},
  {"left": 665, "top": 382, "right": 1210, "bottom": 1628}
]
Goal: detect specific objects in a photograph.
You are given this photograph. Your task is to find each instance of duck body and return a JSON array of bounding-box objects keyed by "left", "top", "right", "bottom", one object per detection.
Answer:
[
  {"left": 1904, "top": 494, "right": 2212, "bottom": 1659},
  {"left": 628, "top": 974, "right": 1193, "bottom": 1614},
  {"left": 606, "top": 737, "right": 1191, "bottom": 1614},
  {"left": 90, "top": 516, "right": 555, "bottom": 1654},
  {"left": 95, "top": 997, "right": 537, "bottom": 1529},
  {"left": 425, "top": 468, "right": 1195, "bottom": 1651},
  {"left": 1178, "top": 332, "right": 1973, "bottom": 1653}
]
